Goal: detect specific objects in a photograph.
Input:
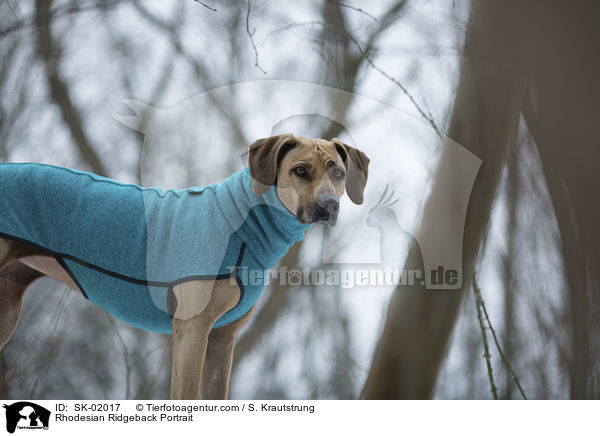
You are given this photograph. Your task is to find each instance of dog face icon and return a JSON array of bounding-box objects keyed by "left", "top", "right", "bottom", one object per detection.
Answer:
[{"left": 17, "top": 407, "right": 36, "bottom": 427}]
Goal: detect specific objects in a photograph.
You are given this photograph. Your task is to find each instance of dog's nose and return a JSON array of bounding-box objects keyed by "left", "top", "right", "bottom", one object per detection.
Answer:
[{"left": 317, "top": 193, "right": 339, "bottom": 217}]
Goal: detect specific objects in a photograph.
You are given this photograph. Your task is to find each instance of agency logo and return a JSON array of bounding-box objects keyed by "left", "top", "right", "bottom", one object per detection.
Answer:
[{"left": 2, "top": 402, "right": 50, "bottom": 434}]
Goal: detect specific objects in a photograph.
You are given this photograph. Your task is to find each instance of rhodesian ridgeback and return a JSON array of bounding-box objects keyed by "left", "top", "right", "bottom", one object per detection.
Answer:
[{"left": 0, "top": 134, "right": 369, "bottom": 399}]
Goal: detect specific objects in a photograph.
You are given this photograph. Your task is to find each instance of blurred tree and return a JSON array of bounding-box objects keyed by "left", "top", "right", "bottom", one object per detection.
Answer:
[{"left": 362, "top": 0, "right": 600, "bottom": 399}]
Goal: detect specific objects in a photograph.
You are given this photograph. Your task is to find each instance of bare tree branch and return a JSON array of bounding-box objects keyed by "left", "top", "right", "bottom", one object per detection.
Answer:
[
  {"left": 246, "top": 0, "right": 266, "bottom": 74},
  {"left": 259, "top": 0, "right": 440, "bottom": 134},
  {"left": 264, "top": 18, "right": 440, "bottom": 135},
  {"left": 476, "top": 277, "right": 528, "bottom": 400},
  {"left": 325, "top": 0, "right": 377, "bottom": 22},
  {"left": 132, "top": 0, "right": 249, "bottom": 147},
  {"left": 35, "top": 0, "right": 107, "bottom": 176},
  {"left": 1, "top": 0, "right": 126, "bottom": 37},
  {"left": 193, "top": 0, "right": 217, "bottom": 12},
  {"left": 363, "top": 0, "right": 408, "bottom": 51},
  {"left": 473, "top": 276, "right": 498, "bottom": 399},
  {"left": 4, "top": 0, "right": 23, "bottom": 23},
  {"left": 346, "top": 33, "right": 442, "bottom": 136}
]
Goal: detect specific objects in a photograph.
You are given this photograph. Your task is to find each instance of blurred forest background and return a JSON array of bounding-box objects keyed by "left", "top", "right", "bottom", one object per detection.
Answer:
[{"left": 1, "top": 0, "right": 599, "bottom": 399}]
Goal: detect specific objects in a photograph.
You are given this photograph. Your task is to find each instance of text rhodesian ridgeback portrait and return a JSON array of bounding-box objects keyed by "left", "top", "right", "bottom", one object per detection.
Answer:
[{"left": 0, "top": 134, "right": 369, "bottom": 400}]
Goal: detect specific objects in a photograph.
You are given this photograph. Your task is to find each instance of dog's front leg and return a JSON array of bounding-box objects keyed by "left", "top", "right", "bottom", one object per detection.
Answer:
[
  {"left": 171, "top": 313, "right": 212, "bottom": 400},
  {"left": 170, "top": 279, "right": 240, "bottom": 400},
  {"left": 201, "top": 306, "right": 255, "bottom": 400}
]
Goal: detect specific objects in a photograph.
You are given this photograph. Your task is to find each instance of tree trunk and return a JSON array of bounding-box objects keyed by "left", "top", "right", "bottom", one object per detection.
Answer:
[
  {"left": 362, "top": 0, "right": 532, "bottom": 399},
  {"left": 521, "top": 1, "right": 600, "bottom": 399}
]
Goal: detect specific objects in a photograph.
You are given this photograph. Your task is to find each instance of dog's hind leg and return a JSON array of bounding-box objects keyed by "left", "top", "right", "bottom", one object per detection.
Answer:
[
  {"left": 0, "top": 238, "right": 12, "bottom": 270},
  {"left": 0, "top": 261, "right": 43, "bottom": 351}
]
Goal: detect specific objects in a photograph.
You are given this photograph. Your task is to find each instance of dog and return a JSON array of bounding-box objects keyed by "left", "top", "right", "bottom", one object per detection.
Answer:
[{"left": 0, "top": 134, "right": 369, "bottom": 399}]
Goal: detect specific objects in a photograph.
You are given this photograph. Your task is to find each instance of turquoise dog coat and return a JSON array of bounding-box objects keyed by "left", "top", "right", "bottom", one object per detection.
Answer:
[{"left": 0, "top": 163, "right": 309, "bottom": 332}]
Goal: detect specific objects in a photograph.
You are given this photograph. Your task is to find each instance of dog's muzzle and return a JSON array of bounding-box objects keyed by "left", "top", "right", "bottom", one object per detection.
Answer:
[{"left": 316, "top": 193, "right": 339, "bottom": 226}]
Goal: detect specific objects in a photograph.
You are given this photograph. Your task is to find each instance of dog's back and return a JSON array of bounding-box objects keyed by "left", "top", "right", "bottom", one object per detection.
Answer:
[
  {"left": 0, "top": 162, "right": 148, "bottom": 275},
  {"left": 0, "top": 163, "right": 308, "bottom": 332}
]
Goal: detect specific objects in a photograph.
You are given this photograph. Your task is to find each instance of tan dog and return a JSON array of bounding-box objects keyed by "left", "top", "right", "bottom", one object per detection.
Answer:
[{"left": 0, "top": 134, "right": 369, "bottom": 399}]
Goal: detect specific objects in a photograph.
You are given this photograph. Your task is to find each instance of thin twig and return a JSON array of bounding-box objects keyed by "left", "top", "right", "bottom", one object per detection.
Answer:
[
  {"left": 348, "top": 35, "right": 442, "bottom": 136},
  {"left": 472, "top": 275, "right": 498, "bottom": 399},
  {"left": 104, "top": 313, "right": 133, "bottom": 399},
  {"left": 5, "top": 0, "right": 23, "bottom": 22},
  {"left": 478, "top": 284, "right": 528, "bottom": 399},
  {"left": 29, "top": 286, "right": 71, "bottom": 398},
  {"left": 325, "top": 0, "right": 377, "bottom": 21},
  {"left": 261, "top": 19, "right": 441, "bottom": 136},
  {"left": 193, "top": 0, "right": 217, "bottom": 12},
  {"left": 246, "top": 0, "right": 266, "bottom": 74},
  {"left": 260, "top": 21, "right": 323, "bottom": 46}
]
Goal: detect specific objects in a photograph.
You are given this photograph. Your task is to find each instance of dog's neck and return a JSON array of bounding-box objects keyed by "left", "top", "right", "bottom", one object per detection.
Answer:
[{"left": 213, "top": 167, "right": 311, "bottom": 269}]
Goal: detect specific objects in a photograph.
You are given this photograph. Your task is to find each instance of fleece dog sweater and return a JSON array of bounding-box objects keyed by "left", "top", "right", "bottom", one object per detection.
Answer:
[{"left": 0, "top": 163, "right": 309, "bottom": 332}]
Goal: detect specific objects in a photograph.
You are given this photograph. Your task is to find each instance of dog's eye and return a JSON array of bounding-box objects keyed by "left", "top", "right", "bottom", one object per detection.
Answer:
[
  {"left": 293, "top": 166, "right": 308, "bottom": 178},
  {"left": 332, "top": 168, "right": 345, "bottom": 179}
]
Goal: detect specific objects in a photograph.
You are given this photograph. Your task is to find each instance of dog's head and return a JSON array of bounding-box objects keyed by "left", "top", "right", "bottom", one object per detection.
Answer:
[{"left": 248, "top": 134, "right": 370, "bottom": 225}]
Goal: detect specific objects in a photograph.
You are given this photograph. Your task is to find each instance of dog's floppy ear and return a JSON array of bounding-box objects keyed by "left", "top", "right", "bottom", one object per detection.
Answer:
[
  {"left": 248, "top": 133, "right": 297, "bottom": 194},
  {"left": 331, "top": 138, "right": 370, "bottom": 205}
]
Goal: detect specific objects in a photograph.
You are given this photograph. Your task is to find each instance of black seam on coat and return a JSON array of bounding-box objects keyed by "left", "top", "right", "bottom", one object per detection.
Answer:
[
  {"left": 0, "top": 232, "right": 247, "bottom": 288},
  {"left": 54, "top": 255, "right": 89, "bottom": 299}
]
